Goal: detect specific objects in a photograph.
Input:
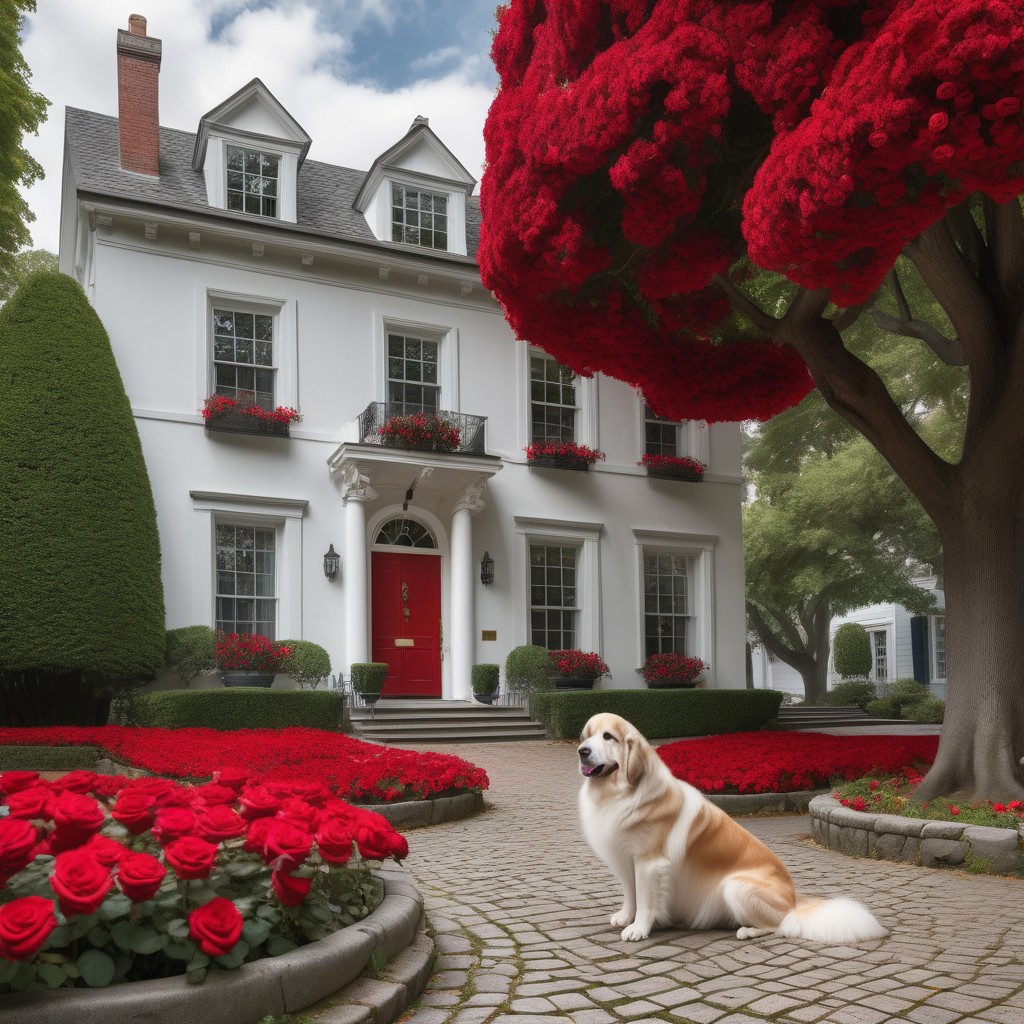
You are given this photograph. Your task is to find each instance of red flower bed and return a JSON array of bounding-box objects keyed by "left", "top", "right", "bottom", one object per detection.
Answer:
[
  {"left": 657, "top": 731, "right": 939, "bottom": 795},
  {"left": 0, "top": 727, "right": 488, "bottom": 803}
]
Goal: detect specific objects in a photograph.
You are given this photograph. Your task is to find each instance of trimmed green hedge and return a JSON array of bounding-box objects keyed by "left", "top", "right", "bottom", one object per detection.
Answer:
[
  {"left": 471, "top": 664, "right": 499, "bottom": 694},
  {"left": 0, "top": 745, "right": 102, "bottom": 771},
  {"left": 135, "top": 689, "right": 347, "bottom": 731},
  {"left": 530, "top": 688, "right": 785, "bottom": 740}
]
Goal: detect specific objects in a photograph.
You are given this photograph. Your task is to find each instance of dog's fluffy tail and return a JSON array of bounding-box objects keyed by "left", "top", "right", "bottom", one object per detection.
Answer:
[{"left": 777, "top": 898, "right": 886, "bottom": 943}]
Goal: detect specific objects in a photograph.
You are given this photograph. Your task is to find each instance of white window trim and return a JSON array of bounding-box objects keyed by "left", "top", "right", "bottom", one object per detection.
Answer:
[
  {"left": 637, "top": 399, "right": 709, "bottom": 464},
  {"left": 203, "top": 131, "right": 300, "bottom": 223},
  {"left": 632, "top": 529, "right": 717, "bottom": 686},
  {"left": 190, "top": 492, "right": 307, "bottom": 641},
  {"left": 198, "top": 288, "right": 298, "bottom": 413},
  {"left": 369, "top": 172, "right": 467, "bottom": 256},
  {"left": 517, "top": 343, "right": 598, "bottom": 454},
  {"left": 513, "top": 516, "right": 602, "bottom": 654},
  {"left": 930, "top": 614, "right": 947, "bottom": 682},
  {"left": 375, "top": 314, "right": 458, "bottom": 413}
]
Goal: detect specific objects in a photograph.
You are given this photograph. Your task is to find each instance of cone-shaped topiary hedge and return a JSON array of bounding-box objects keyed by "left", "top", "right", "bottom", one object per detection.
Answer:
[
  {"left": 0, "top": 271, "right": 165, "bottom": 724},
  {"left": 833, "top": 622, "right": 872, "bottom": 680}
]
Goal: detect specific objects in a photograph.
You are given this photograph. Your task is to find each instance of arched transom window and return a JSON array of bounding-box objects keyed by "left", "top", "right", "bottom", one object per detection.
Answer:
[{"left": 375, "top": 517, "right": 436, "bottom": 549}]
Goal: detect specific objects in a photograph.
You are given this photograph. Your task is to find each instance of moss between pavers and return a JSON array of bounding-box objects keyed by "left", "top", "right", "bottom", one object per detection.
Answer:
[{"left": 0, "top": 745, "right": 102, "bottom": 771}]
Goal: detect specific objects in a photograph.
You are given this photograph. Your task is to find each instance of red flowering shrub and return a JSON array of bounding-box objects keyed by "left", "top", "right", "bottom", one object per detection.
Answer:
[
  {"left": 657, "top": 731, "right": 939, "bottom": 794},
  {"left": 378, "top": 412, "right": 460, "bottom": 451},
  {"left": 202, "top": 394, "right": 301, "bottom": 426},
  {"left": 548, "top": 650, "right": 609, "bottom": 679},
  {"left": 641, "top": 653, "right": 707, "bottom": 687},
  {"left": 0, "top": 727, "right": 488, "bottom": 803},
  {"left": 0, "top": 770, "right": 408, "bottom": 991},
  {"left": 525, "top": 441, "right": 605, "bottom": 466},
  {"left": 215, "top": 633, "right": 293, "bottom": 673}
]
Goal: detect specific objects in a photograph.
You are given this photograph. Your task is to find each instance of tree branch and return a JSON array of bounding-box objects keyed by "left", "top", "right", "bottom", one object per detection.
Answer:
[
  {"left": 987, "top": 196, "right": 1024, "bottom": 324},
  {"left": 868, "top": 269, "right": 966, "bottom": 365},
  {"left": 746, "top": 602, "right": 813, "bottom": 674},
  {"left": 711, "top": 274, "right": 779, "bottom": 333},
  {"left": 946, "top": 200, "right": 987, "bottom": 278}
]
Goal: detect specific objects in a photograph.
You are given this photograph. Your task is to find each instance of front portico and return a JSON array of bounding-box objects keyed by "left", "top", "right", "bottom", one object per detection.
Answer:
[{"left": 328, "top": 444, "right": 501, "bottom": 701}]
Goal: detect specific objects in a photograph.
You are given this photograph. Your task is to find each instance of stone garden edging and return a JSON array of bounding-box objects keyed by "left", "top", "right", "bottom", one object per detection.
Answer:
[
  {"left": 708, "top": 788, "right": 828, "bottom": 815},
  {"left": 3, "top": 870, "right": 431, "bottom": 1024},
  {"left": 809, "top": 794, "right": 1024, "bottom": 876},
  {"left": 366, "top": 789, "right": 486, "bottom": 829}
]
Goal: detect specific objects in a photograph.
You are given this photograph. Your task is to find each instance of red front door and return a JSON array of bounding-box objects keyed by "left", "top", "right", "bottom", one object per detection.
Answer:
[{"left": 371, "top": 552, "right": 442, "bottom": 698}]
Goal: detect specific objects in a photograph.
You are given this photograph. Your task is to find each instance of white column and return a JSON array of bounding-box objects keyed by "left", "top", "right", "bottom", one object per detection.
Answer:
[
  {"left": 340, "top": 463, "right": 377, "bottom": 671},
  {"left": 450, "top": 477, "right": 487, "bottom": 701}
]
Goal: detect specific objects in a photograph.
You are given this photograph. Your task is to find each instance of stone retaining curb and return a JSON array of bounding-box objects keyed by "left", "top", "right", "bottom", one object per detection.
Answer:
[
  {"left": 707, "top": 787, "right": 828, "bottom": 815},
  {"left": 3, "top": 871, "right": 425, "bottom": 1024},
  {"left": 368, "top": 790, "right": 486, "bottom": 829},
  {"left": 809, "top": 794, "right": 1024, "bottom": 875}
]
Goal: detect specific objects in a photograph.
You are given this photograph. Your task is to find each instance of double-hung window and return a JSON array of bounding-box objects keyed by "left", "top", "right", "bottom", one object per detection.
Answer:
[
  {"left": 387, "top": 333, "right": 439, "bottom": 414},
  {"left": 530, "top": 544, "right": 578, "bottom": 650},
  {"left": 391, "top": 184, "right": 448, "bottom": 250},
  {"left": 215, "top": 524, "right": 277, "bottom": 638},
  {"left": 530, "top": 353, "right": 576, "bottom": 445},
  {"left": 644, "top": 403, "right": 680, "bottom": 456},
  {"left": 643, "top": 552, "right": 692, "bottom": 657},
  {"left": 872, "top": 629, "right": 889, "bottom": 681},
  {"left": 213, "top": 309, "right": 276, "bottom": 411},
  {"left": 226, "top": 146, "right": 279, "bottom": 217},
  {"left": 933, "top": 617, "right": 946, "bottom": 679}
]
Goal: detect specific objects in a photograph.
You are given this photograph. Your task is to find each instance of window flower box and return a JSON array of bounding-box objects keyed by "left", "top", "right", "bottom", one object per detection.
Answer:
[
  {"left": 203, "top": 395, "right": 300, "bottom": 438},
  {"left": 377, "top": 411, "right": 461, "bottom": 452},
  {"left": 548, "top": 649, "right": 609, "bottom": 689},
  {"left": 639, "top": 453, "right": 706, "bottom": 482},
  {"left": 641, "top": 653, "right": 707, "bottom": 688},
  {"left": 216, "top": 633, "right": 293, "bottom": 687},
  {"left": 525, "top": 442, "right": 605, "bottom": 472}
]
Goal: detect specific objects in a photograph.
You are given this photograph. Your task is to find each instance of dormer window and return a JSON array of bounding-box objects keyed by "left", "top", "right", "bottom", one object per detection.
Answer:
[
  {"left": 391, "top": 183, "right": 448, "bottom": 250},
  {"left": 227, "top": 146, "right": 279, "bottom": 217}
]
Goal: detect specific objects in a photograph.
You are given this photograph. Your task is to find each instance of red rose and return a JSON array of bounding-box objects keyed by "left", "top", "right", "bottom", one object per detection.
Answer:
[
  {"left": 55, "top": 771, "right": 98, "bottom": 794},
  {"left": 195, "top": 805, "right": 247, "bottom": 842},
  {"left": 51, "top": 847, "right": 114, "bottom": 916},
  {"left": 0, "top": 896, "right": 58, "bottom": 960},
  {"left": 213, "top": 769, "right": 249, "bottom": 792},
  {"left": 111, "top": 792, "right": 157, "bottom": 835},
  {"left": 0, "top": 816, "right": 39, "bottom": 884},
  {"left": 238, "top": 785, "right": 280, "bottom": 821},
  {"left": 242, "top": 816, "right": 275, "bottom": 854},
  {"left": 50, "top": 792, "right": 106, "bottom": 852},
  {"left": 190, "top": 784, "right": 237, "bottom": 806},
  {"left": 120, "top": 778, "right": 188, "bottom": 808},
  {"left": 117, "top": 851, "right": 167, "bottom": 903},
  {"left": 315, "top": 819, "right": 354, "bottom": 865},
  {"left": 83, "top": 834, "right": 128, "bottom": 868},
  {"left": 189, "top": 896, "right": 243, "bottom": 957},
  {"left": 387, "top": 831, "right": 409, "bottom": 863},
  {"left": 0, "top": 771, "right": 41, "bottom": 795},
  {"left": 263, "top": 821, "right": 312, "bottom": 872},
  {"left": 355, "top": 825, "right": 395, "bottom": 861},
  {"left": 90, "top": 775, "right": 129, "bottom": 800},
  {"left": 164, "top": 836, "right": 218, "bottom": 880},
  {"left": 152, "top": 806, "right": 198, "bottom": 845},
  {"left": 276, "top": 798, "right": 322, "bottom": 832},
  {"left": 272, "top": 870, "right": 311, "bottom": 907},
  {"left": 5, "top": 785, "right": 53, "bottom": 821}
]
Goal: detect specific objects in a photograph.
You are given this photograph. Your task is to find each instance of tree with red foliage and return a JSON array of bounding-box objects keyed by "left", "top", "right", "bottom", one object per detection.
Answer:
[{"left": 480, "top": 0, "right": 1024, "bottom": 802}]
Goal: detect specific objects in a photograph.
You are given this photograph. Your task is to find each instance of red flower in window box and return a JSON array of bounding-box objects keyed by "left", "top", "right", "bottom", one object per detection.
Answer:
[
  {"left": 202, "top": 394, "right": 301, "bottom": 436},
  {"left": 378, "top": 411, "right": 461, "bottom": 451},
  {"left": 548, "top": 649, "right": 609, "bottom": 680},
  {"left": 525, "top": 441, "right": 605, "bottom": 471},
  {"left": 215, "top": 633, "right": 294, "bottom": 673},
  {"left": 641, "top": 653, "right": 707, "bottom": 688},
  {"left": 639, "top": 453, "right": 706, "bottom": 482}
]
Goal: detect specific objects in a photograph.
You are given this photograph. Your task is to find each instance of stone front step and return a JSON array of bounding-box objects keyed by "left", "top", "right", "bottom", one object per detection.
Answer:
[
  {"left": 350, "top": 699, "right": 547, "bottom": 743},
  {"left": 776, "top": 704, "right": 906, "bottom": 729}
]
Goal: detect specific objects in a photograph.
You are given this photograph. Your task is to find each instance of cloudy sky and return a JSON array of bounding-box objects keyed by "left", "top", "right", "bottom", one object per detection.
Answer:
[{"left": 20, "top": 0, "right": 500, "bottom": 252}]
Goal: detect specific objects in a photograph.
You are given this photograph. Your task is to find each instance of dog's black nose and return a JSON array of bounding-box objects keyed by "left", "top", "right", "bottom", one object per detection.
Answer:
[{"left": 578, "top": 746, "right": 591, "bottom": 758}]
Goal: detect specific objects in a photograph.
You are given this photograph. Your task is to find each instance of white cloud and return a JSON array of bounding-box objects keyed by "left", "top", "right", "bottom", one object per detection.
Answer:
[
  {"left": 410, "top": 45, "right": 462, "bottom": 72},
  {"left": 19, "top": 1, "right": 493, "bottom": 252}
]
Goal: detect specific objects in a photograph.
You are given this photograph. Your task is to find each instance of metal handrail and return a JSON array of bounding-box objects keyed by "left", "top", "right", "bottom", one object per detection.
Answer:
[{"left": 355, "top": 402, "right": 487, "bottom": 455}]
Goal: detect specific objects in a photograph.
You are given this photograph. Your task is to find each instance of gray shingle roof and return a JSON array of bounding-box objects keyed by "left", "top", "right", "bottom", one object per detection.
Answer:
[{"left": 65, "top": 107, "right": 480, "bottom": 264}]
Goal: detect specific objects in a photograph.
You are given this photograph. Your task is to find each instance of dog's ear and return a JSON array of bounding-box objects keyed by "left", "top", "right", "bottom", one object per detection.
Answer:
[{"left": 624, "top": 731, "right": 649, "bottom": 787}]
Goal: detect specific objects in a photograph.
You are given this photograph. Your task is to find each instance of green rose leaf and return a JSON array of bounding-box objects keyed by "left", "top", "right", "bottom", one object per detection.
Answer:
[
  {"left": 8, "top": 961, "right": 38, "bottom": 992},
  {"left": 186, "top": 953, "right": 210, "bottom": 972},
  {"left": 99, "top": 894, "right": 133, "bottom": 922},
  {"left": 213, "top": 939, "right": 249, "bottom": 970},
  {"left": 37, "top": 962, "right": 67, "bottom": 988},
  {"left": 113, "top": 952, "right": 133, "bottom": 978},
  {"left": 77, "top": 949, "right": 116, "bottom": 988},
  {"left": 0, "top": 958, "right": 19, "bottom": 985},
  {"left": 130, "top": 926, "right": 166, "bottom": 955},
  {"left": 68, "top": 912, "right": 100, "bottom": 941},
  {"left": 87, "top": 926, "right": 111, "bottom": 947},
  {"left": 61, "top": 961, "right": 80, "bottom": 979},
  {"left": 224, "top": 861, "right": 262, "bottom": 879},
  {"left": 166, "top": 918, "right": 191, "bottom": 940},
  {"left": 256, "top": 905, "right": 281, "bottom": 924},
  {"left": 186, "top": 967, "right": 207, "bottom": 985},
  {"left": 43, "top": 924, "right": 69, "bottom": 949},
  {"left": 110, "top": 919, "right": 133, "bottom": 951},
  {"left": 164, "top": 939, "right": 197, "bottom": 960},
  {"left": 241, "top": 919, "right": 270, "bottom": 947},
  {"left": 267, "top": 935, "right": 297, "bottom": 956}
]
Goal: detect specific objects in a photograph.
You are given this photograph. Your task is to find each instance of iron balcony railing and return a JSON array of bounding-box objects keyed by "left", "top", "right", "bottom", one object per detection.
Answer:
[{"left": 355, "top": 402, "right": 487, "bottom": 456}]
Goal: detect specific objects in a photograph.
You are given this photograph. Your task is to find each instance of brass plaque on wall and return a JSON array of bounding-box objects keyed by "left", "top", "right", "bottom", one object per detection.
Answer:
[
  {"left": 481, "top": 630, "right": 497, "bottom": 641},
  {"left": 394, "top": 638, "right": 414, "bottom": 647}
]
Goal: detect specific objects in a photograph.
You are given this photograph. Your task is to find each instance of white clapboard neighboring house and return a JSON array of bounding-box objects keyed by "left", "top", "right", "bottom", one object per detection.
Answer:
[
  {"left": 57, "top": 16, "right": 746, "bottom": 700},
  {"left": 751, "top": 577, "right": 948, "bottom": 700}
]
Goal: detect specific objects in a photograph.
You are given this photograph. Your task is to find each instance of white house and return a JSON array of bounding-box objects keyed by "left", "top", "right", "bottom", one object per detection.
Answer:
[
  {"left": 751, "top": 577, "right": 948, "bottom": 700},
  {"left": 57, "top": 16, "right": 746, "bottom": 701}
]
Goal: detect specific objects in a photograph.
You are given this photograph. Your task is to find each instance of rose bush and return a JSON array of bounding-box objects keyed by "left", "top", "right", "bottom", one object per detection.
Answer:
[
  {"left": 0, "top": 769, "right": 408, "bottom": 993},
  {"left": 0, "top": 726, "right": 489, "bottom": 802},
  {"left": 657, "top": 731, "right": 939, "bottom": 794}
]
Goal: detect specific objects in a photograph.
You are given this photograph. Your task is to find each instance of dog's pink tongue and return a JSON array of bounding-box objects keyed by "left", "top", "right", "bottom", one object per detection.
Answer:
[{"left": 580, "top": 764, "right": 599, "bottom": 777}]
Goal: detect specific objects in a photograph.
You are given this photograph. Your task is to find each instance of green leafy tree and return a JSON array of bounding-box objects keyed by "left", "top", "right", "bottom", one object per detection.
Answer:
[
  {"left": 0, "top": 3, "right": 49, "bottom": 287},
  {"left": 745, "top": 431, "right": 935, "bottom": 704},
  {"left": 0, "top": 248, "right": 56, "bottom": 301},
  {"left": 0, "top": 272, "right": 165, "bottom": 724}
]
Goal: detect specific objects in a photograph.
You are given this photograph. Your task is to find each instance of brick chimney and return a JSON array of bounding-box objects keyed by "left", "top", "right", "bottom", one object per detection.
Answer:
[{"left": 117, "top": 15, "right": 162, "bottom": 175}]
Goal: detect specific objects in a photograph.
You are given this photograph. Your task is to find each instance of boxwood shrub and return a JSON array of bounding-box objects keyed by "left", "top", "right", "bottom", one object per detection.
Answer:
[
  {"left": 471, "top": 664, "right": 499, "bottom": 694},
  {"left": 529, "top": 688, "right": 785, "bottom": 740},
  {"left": 134, "top": 688, "right": 347, "bottom": 731},
  {"left": 0, "top": 745, "right": 102, "bottom": 771}
]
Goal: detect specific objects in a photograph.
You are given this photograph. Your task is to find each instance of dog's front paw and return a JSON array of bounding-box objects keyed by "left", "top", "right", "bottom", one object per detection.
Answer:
[
  {"left": 610, "top": 909, "right": 634, "bottom": 928},
  {"left": 620, "top": 923, "right": 650, "bottom": 941}
]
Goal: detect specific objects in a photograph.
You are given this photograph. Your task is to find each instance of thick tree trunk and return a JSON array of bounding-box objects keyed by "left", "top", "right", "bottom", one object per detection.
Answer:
[{"left": 915, "top": 512, "right": 1024, "bottom": 802}]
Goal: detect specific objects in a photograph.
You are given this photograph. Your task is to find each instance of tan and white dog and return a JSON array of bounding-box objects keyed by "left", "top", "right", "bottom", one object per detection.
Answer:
[{"left": 578, "top": 713, "right": 887, "bottom": 943}]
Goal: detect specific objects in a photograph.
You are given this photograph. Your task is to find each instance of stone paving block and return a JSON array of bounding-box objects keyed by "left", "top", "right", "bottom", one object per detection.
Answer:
[
  {"left": 746, "top": 994, "right": 805, "bottom": 1014},
  {"left": 666, "top": 1004, "right": 726, "bottom": 1023},
  {"left": 614, "top": 976, "right": 677, "bottom": 998},
  {"left": 451, "top": 1009, "right": 496, "bottom": 1024},
  {"left": 431, "top": 970, "right": 469, "bottom": 988},
  {"left": 319, "top": 1004, "right": 374, "bottom": 1024},
  {"left": 465, "top": 992, "right": 508, "bottom": 1006},
  {"left": 419, "top": 991, "right": 462, "bottom": 1007},
  {"left": 550, "top": 991, "right": 598, "bottom": 1010},
  {"left": 611, "top": 1000, "right": 665, "bottom": 1018},
  {"left": 715, "top": 1014, "right": 775, "bottom": 1024},
  {"left": 569, "top": 1011, "right": 618, "bottom": 1024},
  {"left": 473, "top": 973, "right": 512, "bottom": 994},
  {"left": 819, "top": 1006, "right": 890, "bottom": 1024},
  {"left": 517, "top": 978, "right": 588, "bottom": 997},
  {"left": 785, "top": 1006, "right": 835, "bottom": 1022},
  {"left": 650, "top": 987, "right": 703, "bottom": 1008},
  {"left": 929, "top": 993, "right": 995, "bottom": 1013},
  {"left": 589, "top": 987, "right": 626, "bottom": 1002},
  {"left": 435, "top": 934, "right": 474, "bottom": 954},
  {"left": 510, "top": 997, "right": 558, "bottom": 1012},
  {"left": 973, "top": 1007, "right": 1024, "bottom": 1024},
  {"left": 492, "top": 1015, "right": 566, "bottom": 1024},
  {"left": 904, "top": 1005, "right": 964, "bottom": 1024},
  {"left": 598, "top": 971, "right": 645, "bottom": 985},
  {"left": 704, "top": 987, "right": 765, "bottom": 1009},
  {"left": 861, "top": 993, "right": 915, "bottom": 1013}
]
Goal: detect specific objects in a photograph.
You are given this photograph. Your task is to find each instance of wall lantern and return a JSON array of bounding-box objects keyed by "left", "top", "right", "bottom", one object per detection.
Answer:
[
  {"left": 480, "top": 551, "right": 495, "bottom": 586},
  {"left": 323, "top": 544, "right": 340, "bottom": 582}
]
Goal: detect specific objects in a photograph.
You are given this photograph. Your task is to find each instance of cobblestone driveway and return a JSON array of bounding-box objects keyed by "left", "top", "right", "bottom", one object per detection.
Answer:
[{"left": 397, "top": 740, "right": 1024, "bottom": 1024}]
